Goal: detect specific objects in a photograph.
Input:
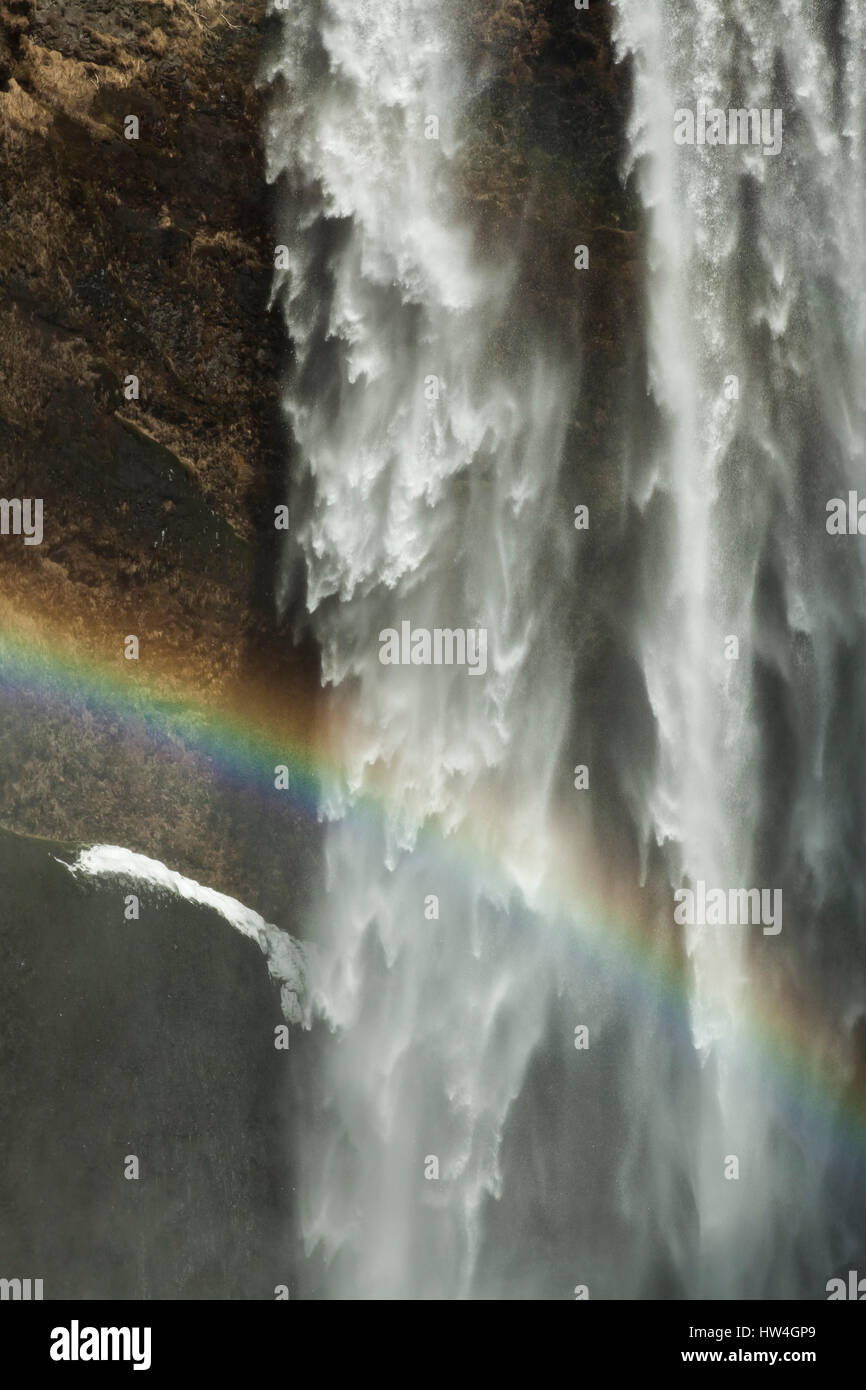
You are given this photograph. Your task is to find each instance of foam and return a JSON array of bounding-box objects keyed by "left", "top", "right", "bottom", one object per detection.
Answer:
[{"left": 62, "top": 845, "right": 310, "bottom": 1025}]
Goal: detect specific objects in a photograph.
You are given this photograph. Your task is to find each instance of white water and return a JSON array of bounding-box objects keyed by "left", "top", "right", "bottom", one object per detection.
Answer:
[
  {"left": 613, "top": 0, "right": 866, "bottom": 1295},
  {"left": 64, "top": 846, "right": 310, "bottom": 1025},
  {"left": 263, "top": 0, "right": 866, "bottom": 1298},
  {"left": 264, "top": 0, "right": 579, "bottom": 1299}
]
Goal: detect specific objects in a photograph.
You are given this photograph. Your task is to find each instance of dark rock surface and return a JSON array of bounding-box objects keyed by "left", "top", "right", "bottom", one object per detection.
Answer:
[
  {"left": 0, "top": 2, "right": 310, "bottom": 1301},
  {"left": 0, "top": 0, "right": 320, "bottom": 919},
  {"left": 0, "top": 826, "right": 294, "bottom": 1299}
]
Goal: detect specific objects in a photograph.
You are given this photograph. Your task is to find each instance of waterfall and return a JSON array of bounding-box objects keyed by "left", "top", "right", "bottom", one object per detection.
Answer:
[
  {"left": 264, "top": 0, "right": 578, "bottom": 1299},
  {"left": 613, "top": 0, "right": 866, "bottom": 1295},
  {"left": 264, "top": 0, "right": 866, "bottom": 1299}
]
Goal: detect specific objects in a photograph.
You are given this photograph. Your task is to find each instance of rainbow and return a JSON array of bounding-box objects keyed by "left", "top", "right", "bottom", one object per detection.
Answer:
[{"left": 0, "top": 605, "right": 864, "bottom": 1169}]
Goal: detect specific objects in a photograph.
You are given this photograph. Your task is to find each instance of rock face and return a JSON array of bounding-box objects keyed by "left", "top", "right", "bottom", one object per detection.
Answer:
[
  {"left": 0, "top": 0, "right": 321, "bottom": 922},
  {"left": 0, "top": 824, "right": 293, "bottom": 1299},
  {"left": 1, "top": 0, "right": 279, "bottom": 536},
  {"left": 0, "top": 8, "right": 312, "bottom": 1299}
]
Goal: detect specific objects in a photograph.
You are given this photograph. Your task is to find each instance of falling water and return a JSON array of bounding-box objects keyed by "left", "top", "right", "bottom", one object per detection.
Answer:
[
  {"left": 613, "top": 0, "right": 866, "bottom": 1295},
  {"left": 264, "top": 0, "right": 579, "bottom": 1299},
  {"left": 264, "top": 0, "right": 866, "bottom": 1298}
]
